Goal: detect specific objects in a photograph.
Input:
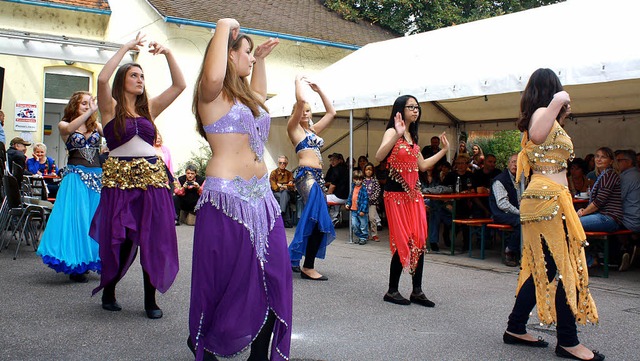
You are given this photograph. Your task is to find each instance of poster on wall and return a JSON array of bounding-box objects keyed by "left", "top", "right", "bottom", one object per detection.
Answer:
[{"left": 14, "top": 101, "right": 38, "bottom": 132}]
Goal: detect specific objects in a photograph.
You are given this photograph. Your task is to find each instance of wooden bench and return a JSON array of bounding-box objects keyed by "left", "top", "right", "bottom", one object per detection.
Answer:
[
  {"left": 486, "top": 223, "right": 515, "bottom": 262},
  {"left": 452, "top": 218, "right": 493, "bottom": 259},
  {"left": 584, "top": 229, "right": 633, "bottom": 278}
]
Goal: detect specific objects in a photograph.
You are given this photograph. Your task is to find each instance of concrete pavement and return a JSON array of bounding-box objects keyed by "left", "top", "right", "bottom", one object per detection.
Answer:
[{"left": 0, "top": 224, "right": 638, "bottom": 360}]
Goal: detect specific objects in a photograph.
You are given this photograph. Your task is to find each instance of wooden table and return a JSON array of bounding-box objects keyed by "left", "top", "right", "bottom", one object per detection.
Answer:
[{"left": 423, "top": 192, "right": 489, "bottom": 255}]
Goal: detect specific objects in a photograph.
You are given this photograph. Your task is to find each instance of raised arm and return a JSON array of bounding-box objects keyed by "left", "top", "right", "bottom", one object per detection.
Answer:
[
  {"left": 97, "top": 33, "right": 145, "bottom": 125},
  {"left": 198, "top": 19, "right": 238, "bottom": 104},
  {"left": 286, "top": 75, "right": 306, "bottom": 142},
  {"left": 418, "top": 132, "right": 449, "bottom": 172},
  {"left": 528, "top": 90, "right": 570, "bottom": 144},
  {"left": 148, "top": 41, "right": 187, "bottom": 119},
  {"left": 59, "top": 96, "right": 98, "bottom": 137},
  {"left": 308, "top": 81, "right": 336, "bottom": 134},
  {"left": 250, "top": 38, "right": 279, "bottom": 102},
  {"left": 375, "top": 113, "right": 404, "bottom": 162}
]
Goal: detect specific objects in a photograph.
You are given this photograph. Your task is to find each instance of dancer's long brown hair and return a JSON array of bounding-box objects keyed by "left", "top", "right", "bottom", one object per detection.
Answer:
[
  {"left": 193, "top": 34, "right": 267, "bottom": 138},
  {"left": 111, "top": 63, "right": 156, "bottom": 141},
  {"left": 61, "top": 91, "right": 98, "bottom": 133}
]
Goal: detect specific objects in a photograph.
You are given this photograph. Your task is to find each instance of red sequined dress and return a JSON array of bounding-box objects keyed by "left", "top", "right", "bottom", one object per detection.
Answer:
[{"left": 383, "top": 138, "right": 427, "bottom": 273}]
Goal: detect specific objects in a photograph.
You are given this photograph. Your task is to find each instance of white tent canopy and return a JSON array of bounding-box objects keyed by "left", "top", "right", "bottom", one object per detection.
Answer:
[{"left": 266, "top": 0, "right": 640, "bottom": 126}]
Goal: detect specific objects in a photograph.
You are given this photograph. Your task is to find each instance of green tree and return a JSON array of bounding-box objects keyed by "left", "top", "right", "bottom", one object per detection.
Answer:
[
  {"left": 323, "top": 0, "right": 564, "bottom": 35},
  {"left": 468, "top": 130, "right": 520, "bottom": 170}
]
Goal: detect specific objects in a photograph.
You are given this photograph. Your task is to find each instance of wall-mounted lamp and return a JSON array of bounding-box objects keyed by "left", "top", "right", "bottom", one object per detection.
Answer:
[
  {"left": 64, "top": 60, "right": 75, "bottom": 66},
  {"left": 484, "top": 95, "right": 488, "bottom": 102}
]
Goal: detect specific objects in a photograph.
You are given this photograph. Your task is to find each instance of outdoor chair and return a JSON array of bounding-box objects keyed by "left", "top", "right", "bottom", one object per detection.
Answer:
[{"left": 0, "top": 174, "right": 51, "bottom": 259}]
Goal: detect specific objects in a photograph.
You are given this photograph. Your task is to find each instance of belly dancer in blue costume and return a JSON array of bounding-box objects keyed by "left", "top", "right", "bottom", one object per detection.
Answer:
[
  {"left": 287, "top": 75, "right": 337, "bottom": 281},
  {"left": 187, "top": 19, "right": 291, "bottom": 360},
  {"left": 37, "top": 91, "right": 103, "bottom": 283}
]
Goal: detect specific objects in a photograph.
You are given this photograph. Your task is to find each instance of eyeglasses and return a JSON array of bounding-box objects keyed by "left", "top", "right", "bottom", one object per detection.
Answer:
[
  {"left": 278, "top": 161, "right": 288, "bottom": 165},
  {"left": 405, "top": 105, "right": 421, "bottom": 111}
]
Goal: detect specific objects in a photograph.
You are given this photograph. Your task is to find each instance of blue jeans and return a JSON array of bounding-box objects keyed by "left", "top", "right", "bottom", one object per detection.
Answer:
[
  {"left": 579, "top": 212, "right": 620, "bottom": 232},
  {"left": 351, "top": 211, "right": 368, "bottom": 241}
]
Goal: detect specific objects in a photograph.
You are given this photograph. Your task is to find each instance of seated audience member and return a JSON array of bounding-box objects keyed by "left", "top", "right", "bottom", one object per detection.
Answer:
[
  {"left": 453, "top": 140, "right": 470, "bottom": 164},
  {"left": 584, "top": 153, "right": 597, "bottom": 181},
  {"left": 577, "top": 147, "right": 623, "bottom": 232},
  {"left": 438, "top": 161, "right": 452, "bottom": 183},
  {"left": 567, "top": 158, "right": 593, "bottom": 196},
  {"left": 374, "top": 158, "right": 389, "bottom": 186},
  {"left": 270, "top": 155, "right": 295, "bottom": 228},
  {"left": 0, "top": 110, "right": 5, "bottom": 145},
  {"left": 432, "top": 154, "right": 475, "bottom": 250},
  {"left": 489, "top": 154, "right": 521, "bottom": 267},
  {"left": 615, "top": 149, "right": 640, "bottom": 271},
  {"left": 325, "top": 152, "right": 349, "bottom": 224},
  {"left": 7, "top": 137, "right": 30, "bottom": 172},
  {"left": 421, "top": 136, "right": 442, "bottom": 160},
  {"left": 356, "top": 155, "right": 369, "bottom": 171},
  {"left": 173, "top": 164, "right": 205, "bottom": 226},
  {"left": 26, "top": 143, "right": 57, "bottom": 175},
  {"left": 470, "top": 144, "right": 484, "bottom": 170}
]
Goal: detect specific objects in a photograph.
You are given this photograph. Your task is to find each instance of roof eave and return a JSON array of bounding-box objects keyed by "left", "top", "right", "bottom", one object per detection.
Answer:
[
  {"left": 164, "top": 16, "right": 360, "bottom": 51},
  {"left": 4, "top": 0, "right": 111, "bottom": 15}
]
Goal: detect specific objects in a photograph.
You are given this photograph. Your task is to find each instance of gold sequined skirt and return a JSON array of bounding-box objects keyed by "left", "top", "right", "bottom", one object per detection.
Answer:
[
  {"left": 101, "top": 157, "right": 169, "bottom": 190},
  {"left": 517, "top": 174, "right": 598, "bottom": 326}
]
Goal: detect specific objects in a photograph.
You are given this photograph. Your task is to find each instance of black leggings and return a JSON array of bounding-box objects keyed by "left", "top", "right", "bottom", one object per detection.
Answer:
[
  {"left": 506, "top": 242, "right": 579, "bottom": 347},
  {"left": 102, "top": 240, "right": 158, "bottom": 310},
  {"left": 247, "top": 310, "right": 276, "bottom": 361},
  {"left": 302, "top": 227, "right": 323, "bottom": 269},
  {"left": 388, "top": 251, "right": 424, "bottom": 293}
]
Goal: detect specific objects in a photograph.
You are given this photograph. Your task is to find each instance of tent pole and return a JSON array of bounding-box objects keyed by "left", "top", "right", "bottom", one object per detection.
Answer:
[{"left": 349, "top": 109, "right": 353, "bottom": 244}]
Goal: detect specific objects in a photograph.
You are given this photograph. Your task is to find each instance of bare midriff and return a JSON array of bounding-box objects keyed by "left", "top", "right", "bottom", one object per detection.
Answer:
[
  {"left": 297, "top": 149, "right": 323, "bottom": 170},
  {"left": 532, "top": 170, "right": 568, "bottom": 187},
  {"left": 205, "top": 133, "right": 267, "bottom": 180}
]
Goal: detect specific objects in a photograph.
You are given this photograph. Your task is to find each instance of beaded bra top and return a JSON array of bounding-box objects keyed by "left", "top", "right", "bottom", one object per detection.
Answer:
[
  {"left": 295, "top": 130, "right": 324, "bottom": 165},
  {"left": 66, "top": 130, "right": 101, "bottom": 164},
  {"left": 103, "top": 117, "right": 155, "bottom": 150},
  {"left": 387, "top": 138, "right": 421, "bottom": 199},
  {"left": 521, "top": 121, "right": 574, "bottom": 176},
  {"left": 203, "top": 100, "right": 270, "bottom": 162}
]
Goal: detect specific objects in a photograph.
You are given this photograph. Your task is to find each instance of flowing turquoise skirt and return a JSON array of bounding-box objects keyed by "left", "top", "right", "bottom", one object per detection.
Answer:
[{"left": 37, "top": 165, "right": 102, "bottom": 274}]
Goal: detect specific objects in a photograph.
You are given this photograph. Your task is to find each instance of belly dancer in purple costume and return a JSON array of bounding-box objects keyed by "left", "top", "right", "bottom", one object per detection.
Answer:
[
  {"left": 188, "top": 19, "right": 291, "bottom": 360},
  {"left": 90, "top": 33, "right": 186, "bottom": 319}
]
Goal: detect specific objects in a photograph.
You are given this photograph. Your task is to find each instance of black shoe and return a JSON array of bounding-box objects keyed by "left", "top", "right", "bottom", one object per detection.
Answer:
[
  {"left": 69, "top": 273, "right": 88, "bottom": 283},
  {"left": 430, "top": 243, "right": 440, "bottom": 252},
  {"left": 284, "top": 221, "right": 293, "bottom": 228},
  {"left": 145, "top": 308, "right": 163, "bottom": 319},
  {"left": 175, "top": 219, "right": 180, "bottom": 226},
  {"left": 291, "top": 266, "right": 301, "bottom": 273},
  {"left": 409, "top": 292, "right": 435, "bottom": 307},
  {"left": 301, "top": 270, "right": 328, "bottom": 281},
  {"left": 187, "top": 336, "right": 218, "bottom": 361},
  {"left": 502, "top": 332, "right": 549, "bottom": 348},
  {"left": 504, "top": 252, "right": 519, "bottom": 267},
  {"left": 383, "top": 291, "right": 411, "bottom": 305},
  {"left": 102, "top": 301, "right": 122, "bottom": 312},
  {"left": 555, "top": 345, "right": 604, "bottom": 360}
]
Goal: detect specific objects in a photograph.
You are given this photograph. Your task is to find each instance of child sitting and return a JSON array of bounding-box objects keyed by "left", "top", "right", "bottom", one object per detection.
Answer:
[{"left": 345, "top": 170, "right": 369, "bottom": 245}]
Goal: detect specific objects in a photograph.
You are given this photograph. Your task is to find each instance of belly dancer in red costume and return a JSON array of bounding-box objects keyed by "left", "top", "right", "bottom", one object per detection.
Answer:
[{"left": 375, "top": 95, "right": 449, "bottom": 306}]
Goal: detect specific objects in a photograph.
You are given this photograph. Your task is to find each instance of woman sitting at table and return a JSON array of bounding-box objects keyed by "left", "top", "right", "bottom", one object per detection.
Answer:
[
  {"left": 576, "top": 147, "right": 623, "bottom": 232},
  {"left": 26, "top": 142, "right": 59, "bottom": 198},
  {"left": 568, "top": 158, "right": 592, "bottom": 196},
  {"left": 26, "top": 143, "right": 57, "bottom": 176}
]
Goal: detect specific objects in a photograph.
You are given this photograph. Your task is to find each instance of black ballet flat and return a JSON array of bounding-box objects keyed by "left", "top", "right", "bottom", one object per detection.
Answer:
[
  {"left": 300, "top": 271, "right": 328, "bottom": 281},
  {"left": 383, "top": 291, "right": 411, "bottom": 305},
  {"left": 101, "top": 301, "right": 122, "bottom": 312},
  {"left": 503, "top": 332, "right": 549, "bottom": 348},
  {"left": 555, "top": 345, "right": 605, "bottom": 360},
  {"left": 291, "top": 266, "right": 301, "bottom": 273},
  {"left": 145, "top": 308, "right": 163, "bottom": 319},
  {"left": 69, "top": 273, "right": 88, "bottom": 283},
  {"left": 409, "top": 292, "right": 435, "bottom": 307}
]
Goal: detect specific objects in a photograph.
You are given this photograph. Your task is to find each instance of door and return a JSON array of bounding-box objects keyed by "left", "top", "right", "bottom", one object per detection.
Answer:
[{"left": 43, "top": 103, "right": 66, "bottom": 168}]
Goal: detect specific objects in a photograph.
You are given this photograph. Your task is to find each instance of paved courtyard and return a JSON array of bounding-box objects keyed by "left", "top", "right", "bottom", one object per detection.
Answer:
[{"left": 0, "top": 224, "right": 638, "bottom": 360}]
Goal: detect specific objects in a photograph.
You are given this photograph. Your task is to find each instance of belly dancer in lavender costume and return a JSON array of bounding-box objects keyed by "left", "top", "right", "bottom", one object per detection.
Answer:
[
  {"left": 187, "top": 19, "right": 291, "bottom": 360},
  {"left": 90, "top": 33, "right": 186, "bottom": 319}
]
